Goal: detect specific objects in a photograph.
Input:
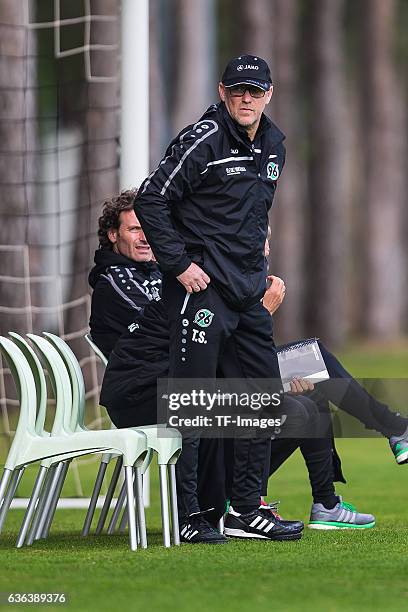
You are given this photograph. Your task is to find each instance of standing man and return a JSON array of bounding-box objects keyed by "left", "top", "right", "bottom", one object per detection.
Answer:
[{"left": 135, "top": 55, "right": 301, "bottom": 543}]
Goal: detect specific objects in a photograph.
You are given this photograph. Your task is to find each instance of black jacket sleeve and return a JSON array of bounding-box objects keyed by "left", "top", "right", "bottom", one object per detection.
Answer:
[{"left": 134, "top": 120, "right": 218, "bottom": 276}]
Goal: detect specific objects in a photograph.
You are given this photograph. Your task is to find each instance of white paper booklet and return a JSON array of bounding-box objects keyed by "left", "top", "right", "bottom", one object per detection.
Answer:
[{"left": 277, "top": 338, "right": 330, "bottom": 392}]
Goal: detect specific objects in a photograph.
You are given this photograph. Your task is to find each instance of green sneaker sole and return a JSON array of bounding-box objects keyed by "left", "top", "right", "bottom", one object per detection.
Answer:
[
  {"left": 308, "top": 520, "right": 375, "bottom": 530},
  {"left": 395, "top": 449, "right": 408, "bottom": 464}
]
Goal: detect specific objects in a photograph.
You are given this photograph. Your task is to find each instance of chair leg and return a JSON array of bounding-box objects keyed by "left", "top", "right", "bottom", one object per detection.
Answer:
[
  {"left": 168, "top": 464, "right": 180, "bottom": 546},
  {"left": 33, "top": 462, "right": 64, "bottom": 541},
  {"left": 26, "top": 465, "right": 57, "bottom": 545},
  {"left": 95, "top": 456, "right": 123, "bottom": 535},
  {"left": 159, "top": 464, "right": 171, "bottom": 548},
  {"left": 125, "top": 466, "right": 137, "bottom": 551},
  {"left": 118, "top": 503, "right": 128, "bottom": 534},
  {"left": 0, "top": 469, "right": 13, "bottom": 510},
  {"left": 0, "top": 467, "right": 24, "bottom": 533},
  {"left": 134, "top": 466, "right": 147, "bottom": 549},
  {"left": 107, "top": 479, "right": 126, "bottom": 535},
  {"left": 118, "top": 470, "right": 144, "bottom": 536},
  {"left": 82, "top": 460, "right": 108, "bottom": 536},
  {"left": 41, "top": 460, "right": 70, "bottom": 539},
  {"left": 16, "top": 466, "right": 48, "bottom": 548}
]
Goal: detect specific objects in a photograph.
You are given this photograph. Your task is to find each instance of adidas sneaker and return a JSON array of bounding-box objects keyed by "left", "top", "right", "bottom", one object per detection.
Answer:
[
  {"left": 180, "top": 510, "right": 228, "bottom": 544},
  {"left": 260, "top": 500, "right": 304, "bottom": 531},
  {"left": 224, "top": 506, "right": 303, "bottom": 541},
  {"left": 308, "top": 497, "right": 375, "bottom": 530},
  {"left": 389, "top": 427, "right": 408, "bottom": 465}
]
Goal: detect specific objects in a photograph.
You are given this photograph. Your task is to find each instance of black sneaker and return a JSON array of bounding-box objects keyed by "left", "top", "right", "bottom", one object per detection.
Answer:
[
  {"left": 224, "top": 506, "right": 303, "bottom": 541},
  {"left": 180, "top": 510, "right": 228, "bottom": 544},
  {"left": 260, "top": 500, "right": 304, "bottom": 531}
]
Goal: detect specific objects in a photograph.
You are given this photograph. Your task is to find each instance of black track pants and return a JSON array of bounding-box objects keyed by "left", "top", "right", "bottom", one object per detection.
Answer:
[
  {"left": 317, "top": 342, "right": 407, "bottom": 437},
  {"left": 163, "top": 274, "right": 281, "bottom": 520},
  {"left": 266, "top": 396, "right": 343, "bottom": 507}
]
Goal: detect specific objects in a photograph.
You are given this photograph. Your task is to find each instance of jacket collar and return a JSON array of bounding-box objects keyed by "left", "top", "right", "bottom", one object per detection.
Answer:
[
  {"left": 88, "top": 249, "right": 159, "bottom": 288},
  {"left": 215, "top": 102, "right": 285, "bottom": 149}
]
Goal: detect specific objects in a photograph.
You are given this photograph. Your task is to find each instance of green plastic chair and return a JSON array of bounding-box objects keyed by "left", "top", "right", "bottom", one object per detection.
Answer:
[
  {"left": 3, "top": 332, "right": 90, "bottom": 545},
  {"left": 8, "top": 333, "right": 128, "bottom": 547},
  {"left": 28, "top": 333, "right": 149, "bottom": 549},
  {"left": 0, "top": 336, "right": 105, "bottom": 543},
  {"left": 81, "top": 334, "right": 127, "bottom": 536},
  {"left": 83, "top": 333, "right": 182, "bottom": 547},
  {"left": 0, "top": 336, "right": 148, "bottom": 551},
  {"left": 41, "top": 333, "right": 148, "bottom": 544}
]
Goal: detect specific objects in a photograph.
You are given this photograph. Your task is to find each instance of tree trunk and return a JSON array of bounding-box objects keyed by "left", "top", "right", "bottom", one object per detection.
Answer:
[
  {"left": 240, "top": 0, "right": 273, "bottom": 65},
  {"left": 360, "top": 0, "right": 406, "bottom": 338},
  {"left": 65, "top": 0, "right": 120, "bottom": 356},
  {"left": 0, "top": 0, "right": 39, "bottom": 335},
  {"left": 149, "top": 0, "right": 169, "bottom": 169},
  {"left": 172, "top": 0, "right": 216, "bottom": 134},
  {"left": 306, "top": 0, "right": 351, "bottom": 347},
  {"left": 269, "top": 0, "right": 306, "bottom": 343},
  {"left": 239, "top": 0, "right": 305, "bottom": 343}
]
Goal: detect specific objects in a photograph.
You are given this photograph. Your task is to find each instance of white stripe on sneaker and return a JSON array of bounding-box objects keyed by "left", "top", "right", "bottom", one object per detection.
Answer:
[
  {"left": 338, "top": 508, "right": 347, "bottom": 522},
  {"left": 263, "top": 522, "right": 275, "bottom": 533},
  {"left": 249, "top": 516, "right": 263, "bottom": 528},
  {"left": 257, "top": 519, "right": 269, "bottom": 531}
]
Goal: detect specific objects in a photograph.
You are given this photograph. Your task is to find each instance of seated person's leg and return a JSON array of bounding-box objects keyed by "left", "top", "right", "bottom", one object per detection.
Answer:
[{"left": 318, "top": 341, "right": 408, "bottom": 439}]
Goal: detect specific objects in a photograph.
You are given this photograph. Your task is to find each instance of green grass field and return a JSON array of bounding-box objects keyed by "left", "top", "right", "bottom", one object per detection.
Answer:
[{"left": 1, "top": 347, "right": 407, "bottom": 612}]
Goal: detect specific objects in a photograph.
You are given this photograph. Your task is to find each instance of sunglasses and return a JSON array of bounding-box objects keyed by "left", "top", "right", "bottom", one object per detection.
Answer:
[{"left": 227, "top": 84, "right": 267, "bottom": 99}]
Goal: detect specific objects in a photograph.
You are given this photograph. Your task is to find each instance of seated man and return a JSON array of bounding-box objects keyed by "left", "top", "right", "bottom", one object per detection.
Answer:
[
  {"left": 100, "top": 231, "right": 407, "bottom": 533},
  {"left": 88, "top": 189, "right": 162, "bottom": 358},
  {"left": 261, "top": 276, "right": 374, "bottom": 529},
  {"left": 259, "top": 235, "right": 407, "bottom": 528}
]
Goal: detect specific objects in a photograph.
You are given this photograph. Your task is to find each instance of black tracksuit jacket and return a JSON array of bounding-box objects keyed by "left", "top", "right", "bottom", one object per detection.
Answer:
[
  {"left": 88, "top": 249, "right": 162, "bottom": 357},
  {"left": 134, "top": 102, "right": 285, "bottom": 310}
]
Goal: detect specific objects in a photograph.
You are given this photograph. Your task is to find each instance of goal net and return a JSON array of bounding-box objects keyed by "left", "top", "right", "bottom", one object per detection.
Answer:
[{"left": 0, "top": 0, "right": 121, "bottom": 497}]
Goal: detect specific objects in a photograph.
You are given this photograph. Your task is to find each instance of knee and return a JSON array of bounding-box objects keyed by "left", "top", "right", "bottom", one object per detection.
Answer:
[{"left": 279, "top": 396, "right": 317, "bottom": 438}]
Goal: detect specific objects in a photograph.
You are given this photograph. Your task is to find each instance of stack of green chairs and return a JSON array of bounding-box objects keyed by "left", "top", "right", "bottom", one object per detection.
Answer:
[
  {"left": 0, "top": 335, "right": 147, "bottom": 550},
  {"left": 83, "top": 333, "right": 182, "bottom": 547}
]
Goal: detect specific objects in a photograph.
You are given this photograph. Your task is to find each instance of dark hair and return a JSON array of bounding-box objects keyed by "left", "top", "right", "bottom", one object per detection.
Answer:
[{"left": 97, "top": 188, "right": 138, "bottom": 250}]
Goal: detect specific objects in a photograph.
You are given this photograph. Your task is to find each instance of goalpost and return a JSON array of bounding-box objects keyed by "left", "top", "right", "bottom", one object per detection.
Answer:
[{"left": 1, "top": 0, "right": 150, "bottom": 508}]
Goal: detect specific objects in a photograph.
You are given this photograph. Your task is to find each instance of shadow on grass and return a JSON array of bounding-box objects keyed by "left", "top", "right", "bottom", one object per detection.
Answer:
[{"left": 0, "top": 528, "right": 171, "bottom": 553}]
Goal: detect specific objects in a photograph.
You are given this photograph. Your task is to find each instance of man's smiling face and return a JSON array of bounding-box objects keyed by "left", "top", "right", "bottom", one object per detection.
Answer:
[{"left": 108, "top": 209, "right": 152, "bottom": 262}]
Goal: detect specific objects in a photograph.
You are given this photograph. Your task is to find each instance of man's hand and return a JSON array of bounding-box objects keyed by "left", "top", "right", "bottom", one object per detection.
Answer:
[
  {"left": 262, "top": 275, "right": 286, "bottom": 315},
  {"left": 288, "top": 377, "right": 315, "bottom": 394},
  {"left": 177, "top": 263, "right": 211, "bottom": 293}
]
